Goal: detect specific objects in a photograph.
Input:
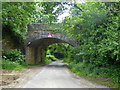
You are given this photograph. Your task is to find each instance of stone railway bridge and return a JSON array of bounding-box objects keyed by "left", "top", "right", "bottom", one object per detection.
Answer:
[{"left": 26, "top": 23, "right": 78, "bottom": 64}]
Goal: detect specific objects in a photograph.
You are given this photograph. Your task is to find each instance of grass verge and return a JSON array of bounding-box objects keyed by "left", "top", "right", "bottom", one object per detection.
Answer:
[
  {"left": 66, "top": 61, "right": 120, "bottom": 89},
  {"left": 1, "top": 59, "right": 27, "bottom": 71}
]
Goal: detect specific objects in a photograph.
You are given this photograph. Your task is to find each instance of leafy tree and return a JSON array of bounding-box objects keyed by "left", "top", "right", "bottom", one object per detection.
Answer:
[
  {"left": 2, "top": 2, "right": 39, "bottom": 45},
  {"left": 2, "top": 2, "right": 61, "bottom": 46},
  {"left": 34, "top": 2, "right": 61, "bottom": 23},
  {"left": 54, "top": 2, "right": 120, "bottom": 88},
  {"left": 58, "top": 2, "right": 120, "bottom": 65}
]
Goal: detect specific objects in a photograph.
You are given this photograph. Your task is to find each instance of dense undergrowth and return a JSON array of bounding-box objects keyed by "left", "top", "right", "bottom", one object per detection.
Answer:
[
  {"left": 66, "top": 61, "right": 120, "bottom": 88},
  {"left": 2, "top": 59, "right": 26, "bottom": 71},
  {"left": 39, "top": 55, "right": 58, "bottom": 65},
  {"left": 1, "top": 49, "right": 29, "bottom": 70},
  {"left": 1, "top": 49, "right": 58, "bottom": 70}
]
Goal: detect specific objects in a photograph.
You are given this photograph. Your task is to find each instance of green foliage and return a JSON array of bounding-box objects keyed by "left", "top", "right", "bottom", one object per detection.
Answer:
[
  {"left": 2, "top": 49, "right": 25, "bottom": 64},
  {"left": 39, "top": 55, "right": 53, "bottom": 65},
  {"left": 46, "top": 43, "right": 74, "bottom": 61},
  {"left": 2, "top": 49, "right": 29, "bottom": 70},
  {"left": 56, "top": 2, "right": 120, "bottom": 88},
  {"left": 46, "top": 55, "right": 58, "bottom": 61},
  {"left": 58, "top": 2, "right": 120, "bottom": 66},
  {"left": 2, "top": 2, "right": 60, "bottom": 45},
  {"left": 2, "top": 2, "right": 37, "bottom": 45},
  {"left": 40, "top": 59, "right": 52, "bottom": 65},
  {"left": 44, "top": 59, "right": 52, "bottom": 64},
  {"left": 68, "top": 61, "right": 120, "bottom": 88},
  {"left": 38, "top": 2, "right": 60, "bottom": 23},
  {"left": 2, "top": 59, "right": 25, "bottom": 71}
]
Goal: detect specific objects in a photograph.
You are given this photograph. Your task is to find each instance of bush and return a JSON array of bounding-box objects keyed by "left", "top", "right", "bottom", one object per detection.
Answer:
[
  {"left": 2, "top": 49, "right": 25, "bottom": 64},
  {"left": 43, "top": 59, "right": 52, "bottom": 64},
  {"left": 46, "top": 55, "right": 58, "bottom": 61}
]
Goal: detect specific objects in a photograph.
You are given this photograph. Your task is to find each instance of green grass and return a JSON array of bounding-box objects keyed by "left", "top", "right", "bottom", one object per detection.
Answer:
[
  {"left": 1, "top": 58, "right": 53, "bottom": 71},
  {"left": 2, "top": 59, "right": 26, "bottom": 71},
  {"left": 1, "top": 55, "right": 55, "bottom": 71},
  {"left": 67, "top": 61, "right": 120, "bottom": 89},
  {"left": 1, "top": 54, "right": 60, "bottom": 71}
]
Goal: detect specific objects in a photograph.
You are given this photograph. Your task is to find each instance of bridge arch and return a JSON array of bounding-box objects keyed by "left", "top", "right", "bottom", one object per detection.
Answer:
[{"left": 26, "top": 23, "right": 78, "bottom": 64}]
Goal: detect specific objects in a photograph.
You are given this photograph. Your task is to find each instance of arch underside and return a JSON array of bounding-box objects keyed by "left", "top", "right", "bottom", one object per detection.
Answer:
[{"left": 27, "top": 38, "right": 75, "bottom": 47}]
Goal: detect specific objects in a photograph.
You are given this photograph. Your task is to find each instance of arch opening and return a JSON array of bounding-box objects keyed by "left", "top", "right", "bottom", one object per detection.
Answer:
[{"left": 26, "top": 38, "right": 74, "bottom": 64}]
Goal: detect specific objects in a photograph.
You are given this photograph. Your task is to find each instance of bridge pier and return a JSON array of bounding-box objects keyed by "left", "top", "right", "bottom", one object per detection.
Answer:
[
  {"left": 26, "top": 46, "right": 35, "bottom": 64},
  {"left": 26, "top": 46, "right": 46, "bottom": 64}
]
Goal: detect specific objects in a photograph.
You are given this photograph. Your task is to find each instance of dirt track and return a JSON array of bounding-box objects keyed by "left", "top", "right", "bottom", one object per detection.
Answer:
[{"left": 1, "top": 65, "right": 43, "bottom": 89}]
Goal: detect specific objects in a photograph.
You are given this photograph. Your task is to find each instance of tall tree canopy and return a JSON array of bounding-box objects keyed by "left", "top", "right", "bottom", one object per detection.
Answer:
[
  {"left": 55, "top": 2, "right": 120, "bottom": 65},
  {"left": 2, "top": 2, "right": 61, "bottom": 45}
]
